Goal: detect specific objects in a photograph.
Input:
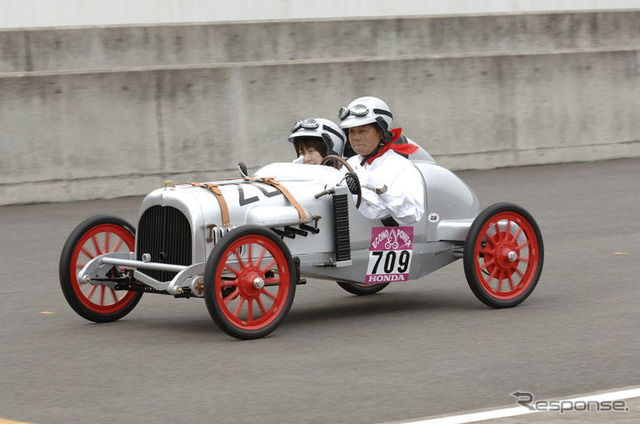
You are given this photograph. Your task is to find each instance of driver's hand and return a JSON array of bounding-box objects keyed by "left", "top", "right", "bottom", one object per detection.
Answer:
[{"left": 352, "top": 164, "right": 383, "bottom": 192}]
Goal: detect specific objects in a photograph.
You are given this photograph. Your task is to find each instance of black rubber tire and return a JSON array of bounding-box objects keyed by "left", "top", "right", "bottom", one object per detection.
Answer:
[
  {"left": 204, "top": 226, "right": 297, "bottom": 340},
  {"left": 336, "top": 281, "right": 389, "bottom": 296},
  {"left": 463, "top": 203, "right": 544, "bottom": 308},
  {"left": 59, "top": 215, "right": 143, "bottom": 323}
]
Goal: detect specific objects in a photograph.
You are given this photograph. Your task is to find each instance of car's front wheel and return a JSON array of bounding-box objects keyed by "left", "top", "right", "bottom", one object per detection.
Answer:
[{"left": 204, "top": 226, "right": 297, "bottom": 340}]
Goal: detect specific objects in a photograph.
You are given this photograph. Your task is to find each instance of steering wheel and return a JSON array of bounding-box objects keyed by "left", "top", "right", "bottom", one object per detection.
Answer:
[
  {"left": 322, "top": 155, "right": 353, "bottom": 172},
  {"left": 322, "top": 155, "right": 362, "bottom": 208}
]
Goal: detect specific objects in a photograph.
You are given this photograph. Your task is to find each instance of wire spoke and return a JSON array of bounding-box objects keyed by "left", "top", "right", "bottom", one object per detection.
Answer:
[
  {"left": 223, "top": 289, "right": 240, "bottom": 304},
  {"left": 81, "top": 248, "right": 95, "bottom": 260},
  {"left": 485, "top": 233, "right": 496, "bottom": 247},
  {"left": 87, "top": 285, "right": 97, "bottom": 300},
  {"left": 260, "top": 288, "right": 277, "bottom": 301},
  {"left": 100, "top": 285, "right": 106, "bottom": 306},
  {"left": 221, "top": 279, "right": 239, "bottom": 288},
  {"left": 233, "top": 297, "right": 245, "bottom": 318},
  {"left": 511, "top": 226, "right": 523, "bottom": 243},
  {"left": 255, "top": 247, "right": 267, "bottom": 268},
  {"left": 247, "top": 243, "right": 253, "bottom": 266},
  {"left": 508, "top": 276, "right": 515, "bottom": 291},
  {"left": 264, "top": 277, "right": 281, "bottom": 286},
  {"left": 517, "top": 240, "right": 530, "bottom": 250},
  {"left": 479, "top": 247, "right": 494, "bottom": 256},
  {"left": 91, "top": 236, "right": 102, "bottom": 256},
  {"left": 233, "top": 249, "right": 245, "bottom": 269},
  {"left": 261, "top": 259, "right": 277, "bottom": 274},
  {"left": 110, "top": 288, "right": 118, "bottom": 303},
  {"left": 488, "top": 267, "right": 498, "bottom": 284},
  {"left": 104, "top": 232, "right": 111, "bottom": 254},
  {"left": 247, "top": 299, "right": 254, "bottom": 321},
  {"left": 224, "top": 264, "right": 240, "bottom": 276},
  {"left": 480, "top": 259, "right": 495, "bottom": 270},
  {"left": 113, "top": 236, "right": 124, "bottom": 252},
  {"left": 256, "top": 297, "right": 268, "bottom": 315}
]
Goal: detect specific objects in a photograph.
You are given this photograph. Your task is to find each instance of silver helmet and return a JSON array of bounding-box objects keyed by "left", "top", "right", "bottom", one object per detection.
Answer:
[
  {"left": 288, "top": 118, "right": 345, "bottom": 157},
  {"left": 338, "top": 96, "right": 394, "bottom": 141}
]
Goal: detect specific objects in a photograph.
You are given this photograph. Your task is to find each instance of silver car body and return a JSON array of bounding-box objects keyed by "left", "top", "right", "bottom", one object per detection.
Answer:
[{"left": 78, "top": 146, "right": 479, "bottom": 295}]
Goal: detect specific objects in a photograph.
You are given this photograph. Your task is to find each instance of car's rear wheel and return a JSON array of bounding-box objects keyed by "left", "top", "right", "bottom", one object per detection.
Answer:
[
  {"left": 204, "top": 226, "right": 296, "bottom": 340},
  {"left": 464, "top": 203, "right": 543, "bottom": 308},
  {"left": 336, "top": 281, "right": 389, "bottom": 296},
  {"left": 59, "top": 215, "right": 143, "bottom": 322}
]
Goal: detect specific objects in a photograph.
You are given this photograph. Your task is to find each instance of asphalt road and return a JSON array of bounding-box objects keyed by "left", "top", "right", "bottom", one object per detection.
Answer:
[{"left": 1, "top": 158, "right": 638, "bottom": 424}]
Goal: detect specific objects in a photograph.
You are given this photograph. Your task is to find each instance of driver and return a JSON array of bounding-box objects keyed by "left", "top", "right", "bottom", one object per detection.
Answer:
[
  {"left": 339, "top": 96, "right": 424, "bottom": 226},
  {"left": 288, "top": 118, "right": 345, "bottom": 165}
]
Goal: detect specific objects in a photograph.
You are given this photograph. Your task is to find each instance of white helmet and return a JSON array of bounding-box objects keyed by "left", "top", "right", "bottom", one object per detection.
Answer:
[
  {"left": 288, "top": 118, "right": 345, "bottom": 157},
  {"left": 338, "top": 96, "right": 394, "bottom": 142}
]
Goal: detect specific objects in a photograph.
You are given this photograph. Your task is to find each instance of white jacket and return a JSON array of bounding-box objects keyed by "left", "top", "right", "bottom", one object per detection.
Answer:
[{"left": 347, "top": 150, "right": 425, "bottom": 225}]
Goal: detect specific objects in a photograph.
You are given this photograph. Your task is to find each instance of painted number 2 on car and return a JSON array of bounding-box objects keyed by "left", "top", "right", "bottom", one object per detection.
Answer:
[{"left": 366, "top": 227, "right": 414, "bottom": 284}]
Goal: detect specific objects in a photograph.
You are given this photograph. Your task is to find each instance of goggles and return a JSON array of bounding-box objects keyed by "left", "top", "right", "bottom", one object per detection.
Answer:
[
  {"left": 338, "top": 104, "right": 393, "bottom": 121},
  {"left": 338, "top": 104, "right": 369, "bottom": 120},
  {"left": 291, "top": 118, "right": 319, "bottom": 133}
]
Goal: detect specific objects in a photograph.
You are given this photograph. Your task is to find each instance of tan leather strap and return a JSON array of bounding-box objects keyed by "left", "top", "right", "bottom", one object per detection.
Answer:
[
  {"left": 189, "top": 182, "right": 231, "bottom": 227},
  {"left": 255, "top": 177, "right": 307, "bottom": 223}
]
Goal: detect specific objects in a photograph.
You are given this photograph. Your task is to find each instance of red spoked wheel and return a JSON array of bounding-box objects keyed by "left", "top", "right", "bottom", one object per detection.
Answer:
[
  {"left": 463, "top": 203, "right": 543, "bottom": 308},
  {"left": 204, "top": 226, "right": 296, "bottom": 340},
  {"left": 59, "top": 215, "right": 143, "bottom": 322}
]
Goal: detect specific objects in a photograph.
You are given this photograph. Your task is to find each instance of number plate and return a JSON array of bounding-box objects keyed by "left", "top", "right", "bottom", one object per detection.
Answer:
[{"left": 365, "top": 227, "right": 413, "bottom": 284}]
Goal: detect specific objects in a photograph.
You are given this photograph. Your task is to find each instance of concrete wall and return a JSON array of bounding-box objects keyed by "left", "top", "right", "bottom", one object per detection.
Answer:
[
  {"left": 1, "top": 11, "right": 640, "bottom": 205},
  {"left": 3, "top": 0, "right": 640, "bottom": 28},
  {"left": 3, "top": 11, "right": 640, "bottom": 72}
]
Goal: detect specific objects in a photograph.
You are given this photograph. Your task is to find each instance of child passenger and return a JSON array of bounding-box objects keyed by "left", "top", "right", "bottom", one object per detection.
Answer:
[{"left": 288, "top": 118, "right": 345, "bottom": 165}]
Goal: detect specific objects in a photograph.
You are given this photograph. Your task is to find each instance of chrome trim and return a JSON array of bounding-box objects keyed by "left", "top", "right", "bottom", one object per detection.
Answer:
[{"left": 101, "top": 257, "right": 187, "bottom": 273}]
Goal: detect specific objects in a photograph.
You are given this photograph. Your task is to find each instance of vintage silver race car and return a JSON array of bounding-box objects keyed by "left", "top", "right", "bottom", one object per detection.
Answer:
[{"left": 59, "top": 147, "right": 544, "bottom": 340}]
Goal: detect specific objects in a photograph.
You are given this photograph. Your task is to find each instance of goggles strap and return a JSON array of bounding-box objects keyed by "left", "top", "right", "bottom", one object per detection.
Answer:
[
  {"left": 373, "top": 108, "right": 393, "bottom": 118},
  {"left": 322, "top": 124, "right": 344, "bottom": 140}
]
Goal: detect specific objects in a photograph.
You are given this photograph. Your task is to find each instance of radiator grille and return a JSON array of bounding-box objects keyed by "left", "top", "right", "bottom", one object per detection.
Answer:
[
  {"left": 136, "top": 206, "right": 192, "bottom": 282},
  {"left": 332, "top": 194, "right": 351, "bottom": 262}
]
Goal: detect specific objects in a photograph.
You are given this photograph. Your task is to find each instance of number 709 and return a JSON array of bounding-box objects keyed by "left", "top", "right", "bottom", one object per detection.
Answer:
[{"left": 371, "top": 250, "right": 410, "bottom": 274}]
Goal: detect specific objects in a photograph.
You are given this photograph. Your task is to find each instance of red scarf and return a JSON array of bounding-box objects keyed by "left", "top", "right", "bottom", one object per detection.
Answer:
[{"left": 364, "top": 128, "right": 419, "bottom": 164}]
